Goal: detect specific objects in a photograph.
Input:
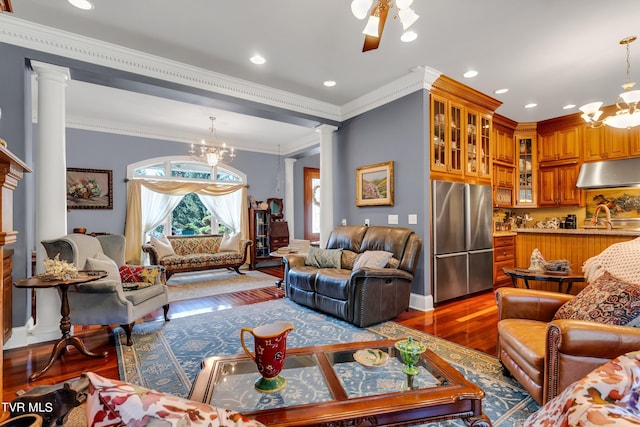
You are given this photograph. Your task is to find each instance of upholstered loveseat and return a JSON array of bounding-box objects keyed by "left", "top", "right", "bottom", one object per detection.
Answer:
[
  {"left": 142, "top": 234, "right": 252, "bottom": 279},
  {"left": 283, "top": 225, "right": 422, "bottom": 327}
]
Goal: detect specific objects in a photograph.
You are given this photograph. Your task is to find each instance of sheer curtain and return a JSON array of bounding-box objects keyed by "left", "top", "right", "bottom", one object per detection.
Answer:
[
  {"left": 198, "top": 191, "right": 241, "bottom": 233},
  {"left": 125, "top": 179, "right": 247, "bottom": 263}
]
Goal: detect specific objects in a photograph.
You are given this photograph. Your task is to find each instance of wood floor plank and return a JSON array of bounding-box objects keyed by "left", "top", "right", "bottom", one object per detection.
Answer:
[{"left": 2, "top": 269, "right": 498, "bottom": 402}]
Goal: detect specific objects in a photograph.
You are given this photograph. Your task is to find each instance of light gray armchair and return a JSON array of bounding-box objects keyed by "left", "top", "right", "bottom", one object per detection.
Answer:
[{"left": 41, "top": 233, "right": 170, "bottom": 345}]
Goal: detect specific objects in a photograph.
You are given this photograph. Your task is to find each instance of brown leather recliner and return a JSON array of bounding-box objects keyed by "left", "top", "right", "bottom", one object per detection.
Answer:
[
  {"left": 496, "top": 287, "right": 640, "bottom": 405},
  {"left": 283, "top": 225, "right": 422, "bottom": 327}
]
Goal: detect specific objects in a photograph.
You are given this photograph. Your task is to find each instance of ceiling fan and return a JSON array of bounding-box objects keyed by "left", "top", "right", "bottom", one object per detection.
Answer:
[
  {"left": 0, "top": 0, "right": 13, "bottom": 13},
  {"left": 351, "top": 0, "right": 419, "bottom": 52}
]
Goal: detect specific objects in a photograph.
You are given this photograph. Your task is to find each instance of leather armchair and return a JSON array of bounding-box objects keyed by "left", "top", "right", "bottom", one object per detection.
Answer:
[
  {"left": 496, "top": 287, "right": 640, "bottom": 405},
  {"left": 41, "top": 233, "right": 170, "bottom": 345}
]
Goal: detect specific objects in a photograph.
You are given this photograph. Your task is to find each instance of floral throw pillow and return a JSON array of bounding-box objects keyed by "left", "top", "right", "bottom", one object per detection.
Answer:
[
  {"left": 119, "top": 265, "right": 162, "bottom": 285},
  {"left": 85, "top": 372, "right": 265, "bottom": 427},
  {"left": 553, "top": 271, "right": 640, "bottom": 326}
]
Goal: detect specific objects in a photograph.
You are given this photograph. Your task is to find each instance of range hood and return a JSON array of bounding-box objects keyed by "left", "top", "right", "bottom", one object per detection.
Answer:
[{"left": 576, "top": 157, "right": 640, "bottom": 189}]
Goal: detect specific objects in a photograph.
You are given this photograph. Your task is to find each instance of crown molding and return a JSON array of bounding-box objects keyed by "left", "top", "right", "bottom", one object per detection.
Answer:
[
  {"left": 2, "top": 16, "right": 444, "bottom": 138},
  {"left": 0, "top": 16, "right": 342, "bottom": 121},
  {"left": 341, "top": 66, "right": 441, "bottom": 120}
]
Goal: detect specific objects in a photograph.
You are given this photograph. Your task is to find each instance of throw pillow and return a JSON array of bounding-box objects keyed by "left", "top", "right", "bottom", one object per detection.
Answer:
[
  {"left": 119, "top": 265, "right": 162, "bottom": 290},
  {"left": 353, "top": 251, "right": 394, "bottom": 270},
  {"left": 84, "top": 372, "right": 266, "bottom": 427},
  {"left": 85, "top": 253, "right": 120, "bottom": 282},
  {"left": 219, "top": 233, "right": 242, "bottom": 252},
  {"left": 553, "top": 271, "right": 640, "bottom": 326},
  {"left": 150, "top": 235, "right": 175, "bottom": 259},
  {"left": 305, "top": 247, "right": 342, "bottom": 268}
]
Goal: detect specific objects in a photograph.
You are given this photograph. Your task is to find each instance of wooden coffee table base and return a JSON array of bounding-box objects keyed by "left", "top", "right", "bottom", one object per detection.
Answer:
[{"left": 189, "top": 340, "right": 492, "bottom": 427}]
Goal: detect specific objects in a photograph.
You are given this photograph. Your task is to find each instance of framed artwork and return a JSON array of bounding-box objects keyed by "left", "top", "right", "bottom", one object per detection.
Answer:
[
  {"left": 0, "top": 0, "right": 13, "bottom": 13},
  {"left": 356, "top": 161, "right": 394, "bottom": 206},
  {"left": 66, "top": 168, "right": 113, "bottom": 210}
]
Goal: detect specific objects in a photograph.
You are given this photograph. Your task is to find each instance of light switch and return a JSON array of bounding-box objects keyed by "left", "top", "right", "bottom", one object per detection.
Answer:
[
  {"left": 388, "top": 214, "right": 398, "bottom": 225},
  {"left": 408, "top": 214, "right": 418, "bottom": 225},
  {"left": 341, "top": 218, "right": 347, "bottom": 226}
]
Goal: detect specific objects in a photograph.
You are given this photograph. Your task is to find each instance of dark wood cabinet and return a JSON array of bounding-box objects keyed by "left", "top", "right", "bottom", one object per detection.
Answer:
[
  {"left": 269, "top": 221, "right": 289, "bottom": 253},
  {"left": 249, "top": 206, "right": 270, "bottom": 269}
]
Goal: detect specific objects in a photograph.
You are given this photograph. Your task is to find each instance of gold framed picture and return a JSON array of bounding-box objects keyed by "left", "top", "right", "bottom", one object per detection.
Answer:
[{"left": 356, "top": 161, "right": 394, "bottom": 206}]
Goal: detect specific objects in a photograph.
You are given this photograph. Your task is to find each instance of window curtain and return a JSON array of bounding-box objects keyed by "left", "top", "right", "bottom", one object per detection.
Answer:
[
  {"left": 198, "top": 191, "right": 242, "bottom": 233},
  {"left": 124, "top": 180, "right": 247, "bottom": 264}
]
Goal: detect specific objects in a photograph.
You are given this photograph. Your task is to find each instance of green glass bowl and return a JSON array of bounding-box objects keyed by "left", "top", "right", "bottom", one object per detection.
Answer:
[{"left": 394, "top": 337, "right": 426, "bottom": 375}]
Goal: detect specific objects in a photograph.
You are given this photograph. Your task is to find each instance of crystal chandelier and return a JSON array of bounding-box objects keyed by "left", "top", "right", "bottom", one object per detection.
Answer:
[
  {"left": 579, "top": 36, "right": 640, "bottom": 129},
  {"left": 351, "top": 0, "right": 419, "bottom": 52},
  {"left": 189, "top": 116, "right": 236, "bottom": 167}
]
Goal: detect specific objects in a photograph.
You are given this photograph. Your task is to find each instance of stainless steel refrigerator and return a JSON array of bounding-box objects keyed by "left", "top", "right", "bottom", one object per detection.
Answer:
[{"left": 432, "top": 180, "right": 494, "bottom": 303}]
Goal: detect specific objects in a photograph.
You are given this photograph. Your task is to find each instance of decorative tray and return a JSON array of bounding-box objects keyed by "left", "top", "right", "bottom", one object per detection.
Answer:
[{"left": 353, "top": 349, "right": 389, "bottom": 367}]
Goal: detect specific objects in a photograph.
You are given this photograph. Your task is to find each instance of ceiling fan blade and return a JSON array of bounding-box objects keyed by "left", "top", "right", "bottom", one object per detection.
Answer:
[
  {"left": 362, "top": 6, "right": 389, "bottom": 52},
  {"left": 0, "top": 0, "right": 13, "bottom": 13}
]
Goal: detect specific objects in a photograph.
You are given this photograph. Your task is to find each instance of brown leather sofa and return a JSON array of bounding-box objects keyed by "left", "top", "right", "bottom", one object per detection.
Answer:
[
  {"left": 283, "top": 225, "right": 422, "bottom": 327},
  {"left": 496, "top": 287, "right": 640, "bottom": 405}
]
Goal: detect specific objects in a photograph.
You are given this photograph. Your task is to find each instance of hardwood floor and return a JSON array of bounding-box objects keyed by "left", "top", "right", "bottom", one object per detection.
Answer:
[{"left": 2, "top": 268, "right": 499, "bottom": 402}]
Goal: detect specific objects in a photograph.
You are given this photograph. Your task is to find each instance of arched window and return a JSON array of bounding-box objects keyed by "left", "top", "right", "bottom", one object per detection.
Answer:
[{"left": 124, "top": 156, "right": 248, "bottom": 263}]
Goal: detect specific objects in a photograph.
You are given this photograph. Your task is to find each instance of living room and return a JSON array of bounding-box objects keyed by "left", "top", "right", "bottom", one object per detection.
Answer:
[{"left": 1, "top": 2, "right": 640, "bottom": 426}]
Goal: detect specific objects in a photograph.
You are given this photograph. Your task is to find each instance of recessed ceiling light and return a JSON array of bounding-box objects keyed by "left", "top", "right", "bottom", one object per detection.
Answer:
[
  {"left": 400, "top": 31, "right": 418, "bottom": 43},
  {"left": 463, "top": 70, "right": 478, "bottom": 78},
  {"left": 494, "top": 88, "right": 509, "bottom": 95},
  {"left": 249, "top": 55, "right": 266, "bottom": 65},
  {"left": 323, "top": 80, "right": 336, "bottom": 87},
  {"left": 67, "top": 0, "right": 94, "bottom": 10},
  {"left": 563, "top": 104, "right": 576, "bottom": 110},
  {"left": 524, "top": 103, "right": 538, "bottom": 109}
]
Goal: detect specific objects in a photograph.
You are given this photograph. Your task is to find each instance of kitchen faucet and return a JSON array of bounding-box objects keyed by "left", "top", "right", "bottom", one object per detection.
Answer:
[{"left": 591, "top": 204, "right": 613, "bottom": 230}]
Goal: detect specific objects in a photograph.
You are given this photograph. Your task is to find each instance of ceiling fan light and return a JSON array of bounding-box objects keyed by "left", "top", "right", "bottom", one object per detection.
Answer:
[
  {"left": 578, "top": 101, "right": 603, "bottom": 115},
  {"left": 395, "top": 0, "right": 414, "bottom": 9},
  {"left": 351, "top": 0, "right": 374, "bottom": 20},
  {"left": 362, "top": 15, "right": 380, "bottom": 37},
  {"left": 400, "top": 30, "right": 417, "bottom": 42},
  {"left": 397, "top": 8, "right": 419, "bottom": 30}
]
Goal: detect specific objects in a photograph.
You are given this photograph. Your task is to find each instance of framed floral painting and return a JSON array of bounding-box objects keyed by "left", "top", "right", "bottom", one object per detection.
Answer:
[
  {"left": 66, "top": 168, "right": 113, "bottom": 209},
  {"left": 356, "top": 161, "right": 394, "bottom": 206}
]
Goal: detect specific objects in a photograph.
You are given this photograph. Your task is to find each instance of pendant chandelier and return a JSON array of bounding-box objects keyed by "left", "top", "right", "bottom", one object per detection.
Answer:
[
  {"left": 350, "top": 0, "right": 419, "bottom": 52},
  {"left": 579, "top": 36, "right": 640, "bottom": 129},
  {"left": 189, "top": 116, "right": 236, "bottom": 167}
]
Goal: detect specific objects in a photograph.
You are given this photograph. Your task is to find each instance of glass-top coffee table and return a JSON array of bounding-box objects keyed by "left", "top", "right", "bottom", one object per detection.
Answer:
[{"left": 189, "top": 339, "right": 491, "bottom": 426}]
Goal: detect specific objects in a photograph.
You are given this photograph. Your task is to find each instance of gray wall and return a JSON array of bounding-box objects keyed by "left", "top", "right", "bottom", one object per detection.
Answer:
[
  {"left": 333, "top": 91, "right": 431, "bottom": 295},
  {"left": 64, "top": 128, "right": 284, "bottom": 235}
]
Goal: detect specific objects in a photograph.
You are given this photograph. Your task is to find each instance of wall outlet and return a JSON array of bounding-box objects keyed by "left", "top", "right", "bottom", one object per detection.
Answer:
[
  {"left": 364, "top": 218, "right": 370, "bottom": 226},
  {"left": 340, "top": 218, "right": 347, "bottom": 226}
]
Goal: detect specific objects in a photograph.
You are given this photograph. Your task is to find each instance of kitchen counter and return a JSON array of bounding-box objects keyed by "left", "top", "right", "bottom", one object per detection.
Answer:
[
  {"left": 493, "top": 231, "right": 517, "bottom": 237},
  {"left": 514, "top": 228, "right": 640, "bottom": 237}
]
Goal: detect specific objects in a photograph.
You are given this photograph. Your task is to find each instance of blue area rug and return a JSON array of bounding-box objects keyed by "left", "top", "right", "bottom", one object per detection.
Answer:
[{"left": 115, "top": 298, "right": 539, "bottom": 426}]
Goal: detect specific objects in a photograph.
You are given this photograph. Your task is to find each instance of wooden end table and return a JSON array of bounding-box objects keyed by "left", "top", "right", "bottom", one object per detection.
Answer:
[
  {"left": 14, "top": 271, "right": 108, "bottom": 381},
  {"left": 189, "top": 339, "right": 491, "bottom": 427}
]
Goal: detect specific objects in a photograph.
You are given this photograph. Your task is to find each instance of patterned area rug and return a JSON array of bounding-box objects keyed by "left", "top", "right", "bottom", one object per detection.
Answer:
[
  {"left": 115, "top": 298, "right": 540, "bottom": 426},
  {"left": 166, "top": 269, "right": 277, "bottom": 302}
]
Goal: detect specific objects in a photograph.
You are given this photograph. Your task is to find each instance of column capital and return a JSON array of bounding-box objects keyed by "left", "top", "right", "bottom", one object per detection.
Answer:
[
  {"left": 315, "top": 124, "right": 338, "bottom": 135},
  {"left": 30, "top": 60, "right": 70, "bottom": 83}
]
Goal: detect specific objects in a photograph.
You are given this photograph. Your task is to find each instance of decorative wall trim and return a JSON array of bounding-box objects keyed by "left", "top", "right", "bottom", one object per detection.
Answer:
[
  {"left": 341, "top": 66, "right": 441, "bottom": 120},
  {"left": 1, "top": 15, "right": 442, "bottom": 128}
]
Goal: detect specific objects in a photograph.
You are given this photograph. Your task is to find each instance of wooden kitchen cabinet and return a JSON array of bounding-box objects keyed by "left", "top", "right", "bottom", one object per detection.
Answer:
[
  {"left": 538, "top": 127, "right": 581, "bottom": 163},
  {"left": 493, "top": 126, "right": 515, "bottom": 165},
  {"left": 583, "top": 126, "right": 630, "bottom": 161},
  {"left": 430, "top": 76, "right": 501, "bottom": 183},
  {"left": 515, "top": 130, "right": 537, "bottom": 207},
  {"left": 494, "top": 235, "right": 515, "bottom": 287},
  {"left": 538, "top": 163, "right": 582, "bottom": 207}
]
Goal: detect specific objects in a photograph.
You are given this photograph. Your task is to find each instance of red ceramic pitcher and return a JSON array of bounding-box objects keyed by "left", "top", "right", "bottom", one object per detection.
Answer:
[{"left": 240, "top": 321, "right": 294, "bottom": 393}]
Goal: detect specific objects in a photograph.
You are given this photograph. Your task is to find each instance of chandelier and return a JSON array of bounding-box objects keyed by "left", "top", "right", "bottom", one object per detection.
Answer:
[
  {"left": 350, "top": 0, "right": 419, "bottom": 52},
  {"left": 188, "top": 116, "right": 236, "bottom": 167},
  {"left": 579, "top": 36, "right": 640, "bottom": 129}
]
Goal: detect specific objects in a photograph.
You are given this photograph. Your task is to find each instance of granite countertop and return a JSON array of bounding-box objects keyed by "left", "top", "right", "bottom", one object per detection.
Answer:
[{"left": 512, "top": 227, "right": 640, "bottom": 236}]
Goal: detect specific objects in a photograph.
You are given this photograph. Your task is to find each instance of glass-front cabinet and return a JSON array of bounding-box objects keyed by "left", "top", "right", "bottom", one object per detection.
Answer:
[
  {"left": 431, "top": 95, "right": 463, "bottom": 177},
  {"left": 516, "top": 134, "right": 536, "bottom": 206},
  {"left": 249, "top": 206, "right": 270, "bottom": 269}
]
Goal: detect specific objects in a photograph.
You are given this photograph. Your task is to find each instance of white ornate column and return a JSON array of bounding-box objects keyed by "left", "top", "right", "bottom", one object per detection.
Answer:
[
  {"left": 284, "top": 158, "right": 296, "bottom": 238},
  {"left": 28, "top": 61, "right": 70, "bottom": 343},
  {"left": 317, "top": 124, "right": 338, "bottom": 247}
]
